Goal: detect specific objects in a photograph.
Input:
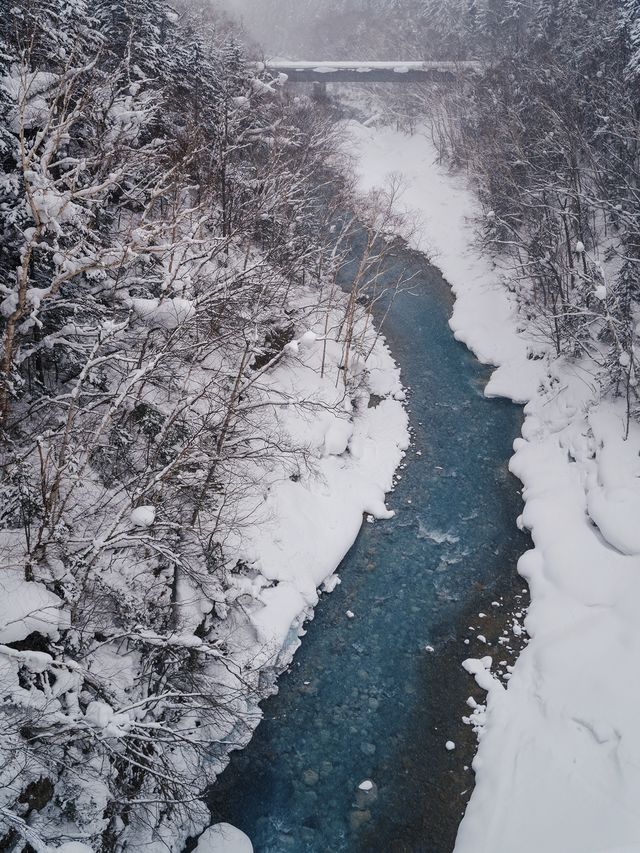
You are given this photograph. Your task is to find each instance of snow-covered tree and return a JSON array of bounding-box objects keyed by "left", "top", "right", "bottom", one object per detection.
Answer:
[{"left": 0, "top": 2, "right": 378, "bottom": 849}]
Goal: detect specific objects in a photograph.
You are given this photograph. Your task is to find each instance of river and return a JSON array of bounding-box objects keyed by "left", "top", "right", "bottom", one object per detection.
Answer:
[{"left": 193, "top": 230, "right": 530, "bottom": 852}]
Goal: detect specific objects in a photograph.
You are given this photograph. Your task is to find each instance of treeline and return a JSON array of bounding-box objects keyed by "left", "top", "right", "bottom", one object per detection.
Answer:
[
  {"left": 0, "top": 1, "right": 402, "bottom": 849},
  {"left": 424, "top": 0, "right": 640, "bottom": 430}
]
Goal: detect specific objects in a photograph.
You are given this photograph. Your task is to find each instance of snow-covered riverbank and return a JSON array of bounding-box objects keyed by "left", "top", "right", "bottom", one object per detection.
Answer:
[
  {"left": 349, "top": 121, "right": 640, "bottom": 853},
  {"left": 1, "top": 284, "right": 409, "bottom": 853},
  {"left": 210, "top": 290, "right": 410, "bottom": 727}
]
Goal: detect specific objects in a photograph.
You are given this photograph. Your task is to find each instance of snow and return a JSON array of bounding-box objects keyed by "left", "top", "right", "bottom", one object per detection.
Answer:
[
  {"left": 1, "top": 69, "right": 58, "bottom": 131},
  {"left": 223, "top": 310, "right": 408, "bottom": 667},
  {"left": 586, "top": 485, "right": 640, "bottom": 555},
  {"left": 348, "top": 120, "right": 640, "bottom": 853},
  {"left": 130, "top": 505, "right": 156, "bottom": 527},
  {"left": 85, "top": 700, "right": 115, "bottom": 729},
  {"left": 322, "top": 574, "right": 341, "bottom": 593},
  {"left": 131, "top": 297, "right": 195, "bottom": 329},
  {"left": 263, "top": 60, "right": 483, "bottom": 74},
  {"left": 194, "top": 824, "right": 253, "bottom": 853},
  {"left": 0, "top": 563, "right": 69, "bottom": 644}
]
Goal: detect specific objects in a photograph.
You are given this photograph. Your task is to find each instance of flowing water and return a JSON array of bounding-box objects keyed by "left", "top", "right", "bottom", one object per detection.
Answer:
[{"left": 198, "top": 236, "right": 530, "bottom": 852}]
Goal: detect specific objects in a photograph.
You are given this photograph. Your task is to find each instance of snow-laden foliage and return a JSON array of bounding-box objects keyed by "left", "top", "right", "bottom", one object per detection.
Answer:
[
  {"left": 414, "top": 0, "right": 640, "bottom": 435},
  {"left": 0, "top": 2, "right": 409, "bottom": 849}
]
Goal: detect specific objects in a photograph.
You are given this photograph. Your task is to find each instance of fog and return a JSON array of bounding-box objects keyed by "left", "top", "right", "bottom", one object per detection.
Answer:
[
  {"left": 209, "top": 0, "right": 400, "bottom": 59},
  {"left": 210, "top": 0, "right": 311, "bottom": 55}
]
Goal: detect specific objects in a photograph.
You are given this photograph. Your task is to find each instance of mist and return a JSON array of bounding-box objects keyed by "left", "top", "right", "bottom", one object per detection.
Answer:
[
  {"left": 209, "top": 0, "right": 307, "bottom": 55},
  {"left": 208, "top": 0, "right": 413, "bottom": 60}
]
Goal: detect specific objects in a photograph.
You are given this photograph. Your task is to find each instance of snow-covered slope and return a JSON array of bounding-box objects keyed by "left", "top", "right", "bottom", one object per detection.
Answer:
[
  {"left": 348, "top": 120, "right": 640, "bottom": 853},
  {"left": 210, "top": 290, "right": 410, "bottom": 725}
]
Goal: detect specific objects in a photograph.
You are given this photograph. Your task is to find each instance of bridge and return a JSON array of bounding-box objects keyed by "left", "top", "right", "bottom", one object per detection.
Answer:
[{"left": 260, "top": 60, "right": 482, "bottom": 85}]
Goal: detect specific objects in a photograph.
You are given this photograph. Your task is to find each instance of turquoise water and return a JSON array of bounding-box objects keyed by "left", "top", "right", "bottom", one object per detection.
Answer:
[{"left": 199, "top": 238, "right": 529, "bottom": 852}]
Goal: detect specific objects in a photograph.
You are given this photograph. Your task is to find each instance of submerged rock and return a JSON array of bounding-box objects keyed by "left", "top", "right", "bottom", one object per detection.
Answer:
[
  {"left": 350, "top": 809, "right": 372, "bottom": 830},
  {"left": 356, "top": 779, "right": 379, "bottom": 808},
  {"left": 303, "top": 768, "right": 319, "bottom": 786}
]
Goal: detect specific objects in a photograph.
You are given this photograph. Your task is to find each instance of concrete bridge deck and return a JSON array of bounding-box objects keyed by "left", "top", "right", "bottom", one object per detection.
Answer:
[{"left": 260, "top": 60, "right": 482, "bottom": 84}]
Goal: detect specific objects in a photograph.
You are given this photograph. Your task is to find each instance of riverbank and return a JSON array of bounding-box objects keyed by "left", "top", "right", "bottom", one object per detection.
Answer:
[
  {"left": 349, "top": 121, "right": 640, "bottom": 853},
  {"left": 193, "top": 284, "right": 411, "bottom": 770}
]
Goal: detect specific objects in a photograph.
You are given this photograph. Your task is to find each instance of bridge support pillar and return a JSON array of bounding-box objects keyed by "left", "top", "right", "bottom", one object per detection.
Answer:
[{"left": 312, "top": 81, "right": 328, "bottom": 101}]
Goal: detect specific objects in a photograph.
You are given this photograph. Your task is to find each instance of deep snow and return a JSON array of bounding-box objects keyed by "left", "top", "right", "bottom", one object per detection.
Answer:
[
  {"left": 348, "top": 121, "right": 640, "bottom": 853},
  {"left": 217, "top": 293, "right": 409, "bottom": 681}
]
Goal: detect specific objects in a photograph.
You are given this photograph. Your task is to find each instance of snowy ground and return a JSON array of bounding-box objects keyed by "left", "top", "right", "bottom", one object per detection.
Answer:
[{"left": 348, "top": 121, "right": 640, "bottom": 853}]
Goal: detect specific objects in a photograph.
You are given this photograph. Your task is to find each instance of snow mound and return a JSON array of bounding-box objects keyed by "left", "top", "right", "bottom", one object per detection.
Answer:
[
  {"left": 587, "top": 486, "right": 640, "bottom": 555},
  {"left": 131, "top": 297, "right": 195, "bottom": 329},
  {"left": 0, "top": 570, "right": 68, "bottom": 643},
  {"left": 194, "top": 823, "right": 253, "bottom": 853},
  {"left": 130, "top": 505, "right": 156, "bottom": 527}
]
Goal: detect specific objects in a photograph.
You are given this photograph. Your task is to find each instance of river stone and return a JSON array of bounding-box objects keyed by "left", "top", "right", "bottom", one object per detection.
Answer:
[
  {"left": 303, "top": 769, "right": 319, "bottom": 786},
  {"left": 355, "top": 780, "right": 378, "bottom": 808},
  {"left": 350, "top": 809, "right": 372, "bottom": 831}
]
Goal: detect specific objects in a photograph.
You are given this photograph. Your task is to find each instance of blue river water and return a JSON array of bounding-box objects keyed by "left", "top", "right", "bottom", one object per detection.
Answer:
[{"left": 199, "top": 237, "right": 530, "bottom": 852}]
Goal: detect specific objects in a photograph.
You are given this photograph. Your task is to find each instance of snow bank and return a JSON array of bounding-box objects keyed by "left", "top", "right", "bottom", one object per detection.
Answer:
[
  {"left": 346, "top": 121, "right": 544, "bottom": 403},
  {"left": 220, "top": 301, "right": 409, "bottom": 673},
  {"left": 348, "top": 121, "right": 640, "bottom": 853}
]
